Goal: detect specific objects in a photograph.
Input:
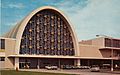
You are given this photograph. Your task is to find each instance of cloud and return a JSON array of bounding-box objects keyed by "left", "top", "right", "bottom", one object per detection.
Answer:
[
  {"left": 0, "top": 1, "right": 1, "bottom": 7},
  {"left": 56, "top": 0, "right": 89, "bottom": 14},
  {"left": 2, "top": 2, "right": 25, "bottom": 9},
  {"left": 1, "top": 0, "right": 120, "bottom": 40},
  {"left": 58, "top": 0, "right": 120, "bottom": 40},
  {"left": 8, "top": 3, "right": 24, "bottom": 9},
  {"left": 5, "top": 21, "right": 18, "bottom": 26}
]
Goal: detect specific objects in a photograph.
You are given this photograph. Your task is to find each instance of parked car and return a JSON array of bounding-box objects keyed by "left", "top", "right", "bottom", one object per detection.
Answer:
[
  {"left": 62, "top": 65, "right": 90, "bottom": 69},
  {"left": 45, "top": 65, "right": 58, "bottom": 70},
  {"left": 62, "top": 65, "right": 74, "bottom": 69},
  {"left": 90, "top": 65, "right": 100, "bottom": 72},
  {"left": 78, "top": 66, "right": 90, "bottom": 69}
]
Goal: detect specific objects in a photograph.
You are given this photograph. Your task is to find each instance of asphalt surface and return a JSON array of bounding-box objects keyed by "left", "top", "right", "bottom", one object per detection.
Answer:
[{"left": 20, "top": 69, "right": 120, "bottom": 75}]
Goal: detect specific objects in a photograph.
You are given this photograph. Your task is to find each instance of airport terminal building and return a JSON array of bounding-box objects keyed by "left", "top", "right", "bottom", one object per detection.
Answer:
[{"left": 0, "top": 6, "right": 120, "bottom": 70}]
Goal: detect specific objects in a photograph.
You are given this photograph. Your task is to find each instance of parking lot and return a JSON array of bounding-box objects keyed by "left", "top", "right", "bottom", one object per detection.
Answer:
[{"left": 20, "top": 69, "right": 120, "bottom": 75}]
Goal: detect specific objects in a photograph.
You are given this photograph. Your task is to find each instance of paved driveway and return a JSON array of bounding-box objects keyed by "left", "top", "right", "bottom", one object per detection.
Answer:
[{"left": 20, "top": 69, "right": 120, "bottom": 75}]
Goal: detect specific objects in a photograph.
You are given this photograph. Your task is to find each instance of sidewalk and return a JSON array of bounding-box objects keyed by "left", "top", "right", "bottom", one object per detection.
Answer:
[
  {"left": 19, "top": 69, "right": 120, "bottom": 75},
  {"left": 101, "top": 70, "right": 120, "bottom": 74},
  {"left": 20, "top": 69, "right": 81, "bottom": 75},
  {"left": 100, "top": 69, "right": 120, "bottom": 74}
]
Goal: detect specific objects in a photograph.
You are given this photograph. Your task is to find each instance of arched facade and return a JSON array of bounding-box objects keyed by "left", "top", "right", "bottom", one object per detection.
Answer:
[
  {"left": 20, "top": 9, "right": 74, "bottom": 56},
  {"left": 15, "top": 6, "right": 79, "bottom": 56}
]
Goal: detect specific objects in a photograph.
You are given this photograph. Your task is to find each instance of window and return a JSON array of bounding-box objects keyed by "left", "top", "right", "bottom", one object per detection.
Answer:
[
  {"left": 105, "top": 38, "right": 120, "bottom": 48},
  {"left": 0, "top": 57, "right": 5, "bottom": 61},
  {"left": 0, "top": 39, "right": 5, "bottom": 49}
]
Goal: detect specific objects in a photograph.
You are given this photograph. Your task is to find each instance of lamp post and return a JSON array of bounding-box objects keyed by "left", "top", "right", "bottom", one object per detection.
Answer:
[{"left": 96, "top": 35, "right": 113, "bottom": 71}]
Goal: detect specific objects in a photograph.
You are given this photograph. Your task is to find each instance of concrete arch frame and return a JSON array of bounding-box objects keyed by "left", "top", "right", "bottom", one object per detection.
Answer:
[{"left": 15, "top": 6, "right": 79, "bottom": 56}]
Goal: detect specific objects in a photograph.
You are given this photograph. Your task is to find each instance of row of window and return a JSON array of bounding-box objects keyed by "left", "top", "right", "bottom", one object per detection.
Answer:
[{"left": 105, "top": 38, "right": 120, "bottom": 48}]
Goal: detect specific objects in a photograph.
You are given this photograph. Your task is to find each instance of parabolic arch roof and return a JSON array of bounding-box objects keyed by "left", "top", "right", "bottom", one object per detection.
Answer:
[{"left": 3, "top": 6, "right": 79, "bottom": 56}]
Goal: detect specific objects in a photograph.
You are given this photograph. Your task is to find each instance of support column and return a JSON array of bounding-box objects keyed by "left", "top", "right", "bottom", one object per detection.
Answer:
[
  {"left": 111, "top": 49, "right": 114, "bottom": 71},
  {"left": 15, "top": 58, "right": 19, "bottom": 70},
  {"left": 87, "top": 60, "right": 90, "bottom": 66},
  {"left": 111, "top": 59, "right": 113, "bottom": 71},
  {"left": 111, "top": 38, "right": 114, "bottom": 71},
  {"left": 74, "top": 59, "right": 80, "bottom": 66},
  {"left": 58, "top": 59, "right": 61, "bottom": 69},
  {"left": 37, "top": 59, "right": 39, "bottom": 69}
]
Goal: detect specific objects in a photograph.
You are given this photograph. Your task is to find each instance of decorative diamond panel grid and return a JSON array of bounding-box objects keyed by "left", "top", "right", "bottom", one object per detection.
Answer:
[{"left": 20, "top": 9, "right": 75, "bottom": 56}]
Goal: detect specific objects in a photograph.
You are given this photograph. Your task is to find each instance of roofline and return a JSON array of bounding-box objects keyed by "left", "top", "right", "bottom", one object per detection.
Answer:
[{"left": 79, "top": 36, "right": 120, "bottom": 43}]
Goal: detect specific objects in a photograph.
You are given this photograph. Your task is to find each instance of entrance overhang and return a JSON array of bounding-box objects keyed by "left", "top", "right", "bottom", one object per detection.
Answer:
[
  {"left": 8, "top": 55, "right": 119, "bottom": 60},
  {"left": 0, "top": 55, "right": 5, "bottom": 57},
  {"left": 100, "top": 47, "right": 120, "bottom": 50},
  {"left": 8, "top": 55, "right": 80, "bottom": 59}
]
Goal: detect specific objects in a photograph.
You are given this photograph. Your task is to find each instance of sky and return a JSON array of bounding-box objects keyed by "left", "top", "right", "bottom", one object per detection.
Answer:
[{"left": 0, "top": 0, "right": 120, "bottom": 40}]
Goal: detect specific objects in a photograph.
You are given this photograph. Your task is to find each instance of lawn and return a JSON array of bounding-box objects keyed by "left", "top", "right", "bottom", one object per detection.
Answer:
[{"left": 0, "top": 70, "right": 76, "bottom": 75}]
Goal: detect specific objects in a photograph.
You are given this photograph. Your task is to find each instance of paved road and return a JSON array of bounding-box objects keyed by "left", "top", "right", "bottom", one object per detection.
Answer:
[{"left": 20, "top": 69, "right": 120, "bottom": 75}]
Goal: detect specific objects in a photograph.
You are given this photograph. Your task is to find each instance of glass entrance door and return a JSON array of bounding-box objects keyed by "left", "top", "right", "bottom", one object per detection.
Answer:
[{"left": 19, "top": 62, "right": 30, "bottom": 69}]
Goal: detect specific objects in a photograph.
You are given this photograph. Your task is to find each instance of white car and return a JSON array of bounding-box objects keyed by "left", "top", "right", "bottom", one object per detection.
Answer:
[
  {"left": 45, "top": 65, "right": 58, "bottom": 70},
  {"left": 90, "top": 65, "right": 100, "bottom": 72}
]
